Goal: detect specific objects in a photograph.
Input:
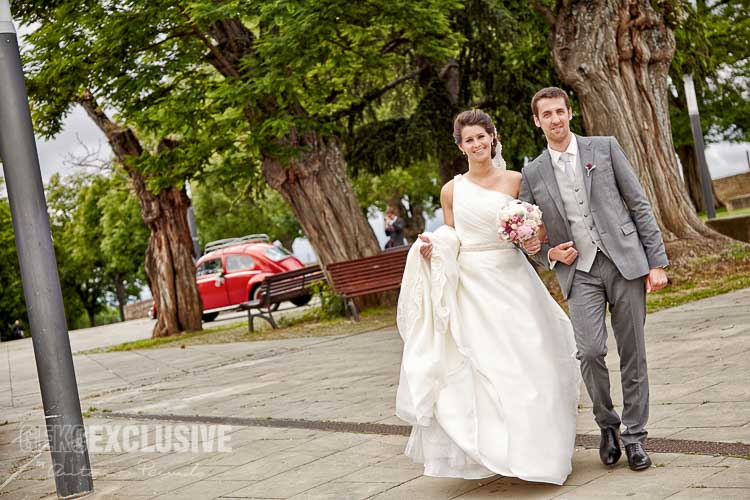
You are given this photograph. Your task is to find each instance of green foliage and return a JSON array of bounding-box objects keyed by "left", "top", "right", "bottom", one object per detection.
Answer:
[
  {"left": 16, "top": 0, "right": 463, "bottom": 192},
  {"left": 45, "top": 171, "right": 149, "bottom": 328},
  {"left": 191, "top": 178, "right": 301, "bottom": 250},
  {"left": 670, "top": 0, "right": 750, "bottom": 147},
  {"left": 0, "top": 193, "right": 26, "bottom": 334},
  {"left": 346, "top": 0, "right": 559, "bottom": 194},
  {"left": 310, "top": 281, "right": 346, "bottom": 320},
  {"left": 468, "top": 0, "right": 562, "bottom": 164},
  {"left": 69, "top": 305, "right": 123, "bottom": 331},
  {"left": 98, "top": 173, "right": 150, "bottom": 288},
  {"left": 352, "top": 163, "right": 440, "bottom": 217}
]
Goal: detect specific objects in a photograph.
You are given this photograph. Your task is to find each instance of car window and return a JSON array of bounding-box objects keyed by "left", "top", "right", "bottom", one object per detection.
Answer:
[
  {"left": 264, "top": 246, "right": 292, "bottom": 262},
  {"left": 226, "top": 254, "right": 255, "bottom": 272},
  {"left": 196, "top": 259, "right": 223, "bottom": 277}
]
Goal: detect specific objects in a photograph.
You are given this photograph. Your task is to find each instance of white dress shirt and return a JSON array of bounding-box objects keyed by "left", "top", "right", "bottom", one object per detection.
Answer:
[{"left": 548, "top": 134, "right": 578, "bottom": 175}]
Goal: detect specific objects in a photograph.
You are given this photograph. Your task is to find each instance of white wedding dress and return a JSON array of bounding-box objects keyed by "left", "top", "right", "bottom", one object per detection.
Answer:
[{"left": 396, "top": 174, "right": 581, "bottom": 485}]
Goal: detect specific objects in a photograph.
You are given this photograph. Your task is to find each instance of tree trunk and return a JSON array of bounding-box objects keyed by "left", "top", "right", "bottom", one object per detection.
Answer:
[
  {"left": 141, "top": 186, "right": 204, "bottom": 337},
  {"left": 262, "top": 134, "right": 381, "bottom": 268},
  {"left": 395, "top": 199, "right": 426, "bottom": 244},
  {"left": 114, "top": 273, "right": 126, "bottom": 322},
  {"left": 404, "top": 204, "right": 425, "bottom": 243},
  {"left": 436, "top": 59, "right": 468, "bottom": 185},
  {"left": 79, "top": 92, "right": 203, "bottom": 337},
  {"left": 199, "top": 20, "right": 384, "bottom": 271},
  {"left": 86, "top": 310, "right": 96, "bottom": 328},
  {"left": 439, "top": 156, "right": 468, "bottom": 186},
  {"left": 676, "top": 145, "right": 724, "bottom": 212},
  {"left": 547, "top": 0, "right": 717, "bottom": 241}
]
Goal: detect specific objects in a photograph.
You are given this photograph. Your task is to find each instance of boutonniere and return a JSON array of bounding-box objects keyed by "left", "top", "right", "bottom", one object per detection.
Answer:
[{"left": 585, "top": 162, "right": 596, "bottom": 177}]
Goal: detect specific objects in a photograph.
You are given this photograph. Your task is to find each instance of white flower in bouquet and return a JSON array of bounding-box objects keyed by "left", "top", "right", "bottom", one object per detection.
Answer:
[{"left": 497, "top": 200, "right": 543, "bottom": 245}]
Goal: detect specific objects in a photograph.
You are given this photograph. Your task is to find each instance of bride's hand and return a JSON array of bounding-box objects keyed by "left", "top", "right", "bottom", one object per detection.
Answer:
[
  {"left": 522, "top": 235, "right": 541, "bottom": 255},
  {"left": 418, "top": 234, "right": 432, "bottom": 259}
]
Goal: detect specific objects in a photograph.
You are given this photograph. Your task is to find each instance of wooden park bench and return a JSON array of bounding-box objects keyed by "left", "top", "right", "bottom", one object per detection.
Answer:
[
  {"left": 239, "top": 265, "right": 325, "bottom": 332},
  {"left": 327, "top": 245, "right": 411, "bottom": 321}
]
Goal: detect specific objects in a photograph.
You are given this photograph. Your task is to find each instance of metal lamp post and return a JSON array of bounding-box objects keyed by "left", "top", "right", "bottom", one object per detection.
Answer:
[
  {"left": 0, "top": 1, "right": 93, "bottom": 497},
  {"left": 185, "top": 179, "right": 201, "bottom": 258},
  {"left": 682, "top": 74, "right": 717, "bottom": 219}
]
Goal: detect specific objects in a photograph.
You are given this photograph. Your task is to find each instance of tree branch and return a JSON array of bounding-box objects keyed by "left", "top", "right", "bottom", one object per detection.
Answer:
[
  {"left": 529, "top": 0, "right": 556, "bottom": 28},
  {"left": 380, "top": 34, "right": 409, "bottom": 55},
  {"left": 188, "top": 24, "right": 241, "bottom": 78},
  {"left": 328, "top": 67, "right": 426, "bottom": 121}
]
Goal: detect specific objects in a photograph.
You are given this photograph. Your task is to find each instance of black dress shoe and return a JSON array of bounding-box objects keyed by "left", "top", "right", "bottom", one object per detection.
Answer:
[
  {"left": 625, "top": 443, "right": 652, "bottom": 471},
  {"left": 599, "top": 427, "right": 621, "bottom": 466}
]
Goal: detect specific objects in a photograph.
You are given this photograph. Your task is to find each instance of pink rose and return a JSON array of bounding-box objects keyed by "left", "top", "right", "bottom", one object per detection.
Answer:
[{"left": 516, "top": 225, "right": 533, "bottom": 239}]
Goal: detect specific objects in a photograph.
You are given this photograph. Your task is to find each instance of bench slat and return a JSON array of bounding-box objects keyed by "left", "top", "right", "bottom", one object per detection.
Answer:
[
  {"left": 326, "top": 246, "right": 410, "bottom": 299},
  {"left": 254, "top": 265, "right": 325, "bottom": 307}
]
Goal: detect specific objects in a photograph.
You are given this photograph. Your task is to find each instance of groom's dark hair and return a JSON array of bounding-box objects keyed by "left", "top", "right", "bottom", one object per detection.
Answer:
[{"left": 531, "top": 87, "right": 570, "bottom": 117}]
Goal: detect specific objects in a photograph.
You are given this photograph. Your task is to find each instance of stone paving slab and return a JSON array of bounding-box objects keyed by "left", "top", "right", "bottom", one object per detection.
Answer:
[{"left": 1, "top": 289, "right": 749, "bottom": 499}]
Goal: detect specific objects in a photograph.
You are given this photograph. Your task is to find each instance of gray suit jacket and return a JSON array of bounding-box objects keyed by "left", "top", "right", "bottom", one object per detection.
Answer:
[{"left": 519, "top": 135, "right": 668, "bottom": 299}]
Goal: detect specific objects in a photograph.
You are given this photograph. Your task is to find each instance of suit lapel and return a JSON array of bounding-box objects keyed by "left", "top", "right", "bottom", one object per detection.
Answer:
[
  {"left": 539, "top": 149, "right": 568, "bottom": 224},
  {"left": 577, "top": 134, "right": 594, "bottom": 199}
]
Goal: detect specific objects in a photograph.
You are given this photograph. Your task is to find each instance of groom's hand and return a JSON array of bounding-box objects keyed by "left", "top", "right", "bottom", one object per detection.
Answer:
[
  {"left": 646, "top": 267, "right": 668, "bottom": 293},
  {"left": 549, "top": 241, "right": 578, "bottom": 266},
  {"left": 522, "top": 235, "right": 541, "bottom": 255}
]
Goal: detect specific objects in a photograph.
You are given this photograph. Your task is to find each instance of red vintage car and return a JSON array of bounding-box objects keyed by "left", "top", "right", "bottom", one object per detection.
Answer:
[{"left": 150, "top": 234, "right": 308, "bottom": 322}]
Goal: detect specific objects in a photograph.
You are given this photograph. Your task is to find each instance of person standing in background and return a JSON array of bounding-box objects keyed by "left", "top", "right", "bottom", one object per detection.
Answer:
[
  {"left": 384, "top": 206, "right": 406, "bottom": 249},
  {"left": 11, "top": 319, "right": 24, "bottom": 339}
]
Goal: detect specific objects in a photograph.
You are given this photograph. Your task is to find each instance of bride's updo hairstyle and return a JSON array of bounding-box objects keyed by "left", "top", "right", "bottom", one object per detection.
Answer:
[{"left": 453, "top": 109, "right": 498, "bottom": 159}]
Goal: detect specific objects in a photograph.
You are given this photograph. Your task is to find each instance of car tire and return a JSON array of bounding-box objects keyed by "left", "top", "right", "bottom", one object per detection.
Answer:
[
  {"left": 290, "top": 294, "right": 312, "bottom": 307},
  {"left": 250, "top": 284, "right": 263, "bottom": 303},
  {"left": 250, "top": 284, "right": 280, "bottom": 311},
  {"left": 202, "top": 312, "right": 220, "bottom": 322}
]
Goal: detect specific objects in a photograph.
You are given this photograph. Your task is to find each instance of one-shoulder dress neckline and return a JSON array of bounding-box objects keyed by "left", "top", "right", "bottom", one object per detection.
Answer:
[{"left": 459, "top": 174, "right": 516, "bottom": 199}]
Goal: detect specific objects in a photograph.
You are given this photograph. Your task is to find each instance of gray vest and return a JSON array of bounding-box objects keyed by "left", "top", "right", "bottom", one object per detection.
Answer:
[{"left": 553, "top": 152, "right": 609, "bottom": 272}]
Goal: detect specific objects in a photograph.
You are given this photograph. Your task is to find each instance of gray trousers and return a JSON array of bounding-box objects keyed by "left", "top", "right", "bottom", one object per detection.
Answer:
[{"left": 567, "top": 251, "right": 649, "bottom": 445}]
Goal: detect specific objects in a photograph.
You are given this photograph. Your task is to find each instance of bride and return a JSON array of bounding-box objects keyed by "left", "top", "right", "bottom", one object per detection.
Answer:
[{"left": 395, "top": 109, "right": 581, "bottom": 485}]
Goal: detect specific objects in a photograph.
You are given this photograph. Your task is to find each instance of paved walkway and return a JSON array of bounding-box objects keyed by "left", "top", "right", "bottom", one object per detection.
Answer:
[{"left": 1, "top": 289, "right": 749, "bottom": 499}]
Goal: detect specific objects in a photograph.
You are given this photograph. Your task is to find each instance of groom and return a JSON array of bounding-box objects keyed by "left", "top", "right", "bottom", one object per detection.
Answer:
[{"left": 519, "top": 87, "right": 668, "bottom": 471}]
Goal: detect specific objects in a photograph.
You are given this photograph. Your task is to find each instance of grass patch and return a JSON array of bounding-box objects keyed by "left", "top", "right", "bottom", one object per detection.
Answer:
[
  {"left": 647, "top": 273, "right": 750, "bottom": 312},
  {"left": 699, "top": 206, "right": 750, "bottom": 220},
  {"left": 82, "top": 306, "right": 396, "bottom": 353},
  {"left": 646, "top": 241, "right": 750, "bottom": 313}
]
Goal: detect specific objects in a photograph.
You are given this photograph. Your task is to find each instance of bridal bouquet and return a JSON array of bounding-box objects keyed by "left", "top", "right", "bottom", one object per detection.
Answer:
[{"left": 497, "top": 200, "right": 543, "bottom": 245}]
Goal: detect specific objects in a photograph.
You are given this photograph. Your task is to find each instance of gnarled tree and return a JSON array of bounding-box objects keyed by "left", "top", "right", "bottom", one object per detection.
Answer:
[
  {"left": 531, "top": 0, "right": 717, "bottom": 241},
  {"left": 78, "top": 94, "right": 202, "bottom": 337},
  {"left": 18, "top": 3, "right": 205, "bottom": 337}
]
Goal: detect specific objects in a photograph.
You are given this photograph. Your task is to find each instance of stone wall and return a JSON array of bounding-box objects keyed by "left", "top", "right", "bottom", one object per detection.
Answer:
[
  {"left": 715, "top": 171, "right": 750, "bottom": 202},
  {"left": 123, "top": 299, "right": 154, "bottom": 320},
  {"left": 706, "top": 215, "right": 750, "bottom": 243}
]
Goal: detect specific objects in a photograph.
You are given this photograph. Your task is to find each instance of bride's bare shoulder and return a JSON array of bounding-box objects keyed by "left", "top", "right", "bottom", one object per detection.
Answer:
[
  {"left": 504, "top": 170, "right": 522, "bottom": 181},
  {"left": 441, "top": 179, "right": 455, "bottom": 205},
  {"left": 441, "top": 179, "right": 455, "bottom": 196},
  {"left": 504, "top": 170, "right": 522, "bottom": 186},
  {"left": 502, "top": 170, "right": 522, "bottom": 197}
]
